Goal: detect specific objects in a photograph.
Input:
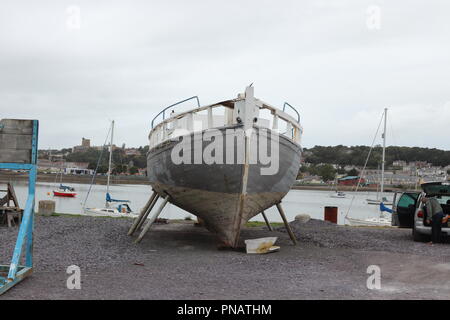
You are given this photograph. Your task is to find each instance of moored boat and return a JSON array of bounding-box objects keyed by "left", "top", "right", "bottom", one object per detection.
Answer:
[
  {"left": 147, "top": 86, "right": 303, "bottom": 247},
  {"left": 330, "top": 191, "right": 347, "bottom": 199},
  {"left": 345, "top": 215, "right": 392, "bottom": 227},
  {"left": 53, "top": 184, "right": 77, "bottom": 197},
  {"left": 83, "top": 121, "right": 136, "bottom": 217}
]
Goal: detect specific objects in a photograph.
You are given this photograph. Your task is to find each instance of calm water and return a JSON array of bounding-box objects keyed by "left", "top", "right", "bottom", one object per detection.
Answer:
[{"left": 11, "top": 181, "right": 389, "bottom": 225}]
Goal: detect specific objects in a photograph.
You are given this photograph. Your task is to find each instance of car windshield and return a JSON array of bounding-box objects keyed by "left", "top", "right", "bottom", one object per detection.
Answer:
[
  {"left": 433, "top": 195, "right": 450, "bottom": 206},
  {"left": 422, "top": 183, "right": 450, "bottom": 195}
]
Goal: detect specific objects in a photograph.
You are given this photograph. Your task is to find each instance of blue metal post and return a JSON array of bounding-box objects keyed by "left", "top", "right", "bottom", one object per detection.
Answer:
[{"left": 0, "top": 119, "right": 38, "bottom": 294}]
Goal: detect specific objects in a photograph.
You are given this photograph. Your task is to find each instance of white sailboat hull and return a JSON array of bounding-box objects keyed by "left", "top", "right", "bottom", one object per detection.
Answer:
[
  {"left": 84, "top": 207, "right": 137, "bottom": 218},
  {"left": 345, "top": 216, "right": 392, "bottom": 227}
]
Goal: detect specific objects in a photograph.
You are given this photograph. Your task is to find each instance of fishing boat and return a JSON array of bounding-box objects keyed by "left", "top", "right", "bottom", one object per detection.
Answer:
[
  {"left": 83, "top": 121, "right": 135, "bottom": 217},
  {"left": 146, "top": 86, "right": 302, "bottom": 247}
]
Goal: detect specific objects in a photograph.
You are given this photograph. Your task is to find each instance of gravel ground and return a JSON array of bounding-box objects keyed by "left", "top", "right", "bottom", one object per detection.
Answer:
[
  {"left": 1, "top": 215, "right": 450, "bottom": 300},
  {"left": 280, "top": 219, "right": 450, "bottom": 256}
]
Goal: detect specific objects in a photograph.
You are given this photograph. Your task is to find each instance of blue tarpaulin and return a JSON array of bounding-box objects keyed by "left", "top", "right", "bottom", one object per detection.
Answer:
[
  {"left": 106, "top": 192, "right": 130, "bottom": 203},
  {"left": 59, "top": 184, "right": 75, "bottom": 191},
  {"left": 380, "top": 202, "right": 393, "bottom": 213}
]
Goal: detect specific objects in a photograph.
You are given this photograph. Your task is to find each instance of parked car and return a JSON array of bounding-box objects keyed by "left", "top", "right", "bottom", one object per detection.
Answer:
[
  {"left": 392, "top": 182, "right": 450, "bottom": 241},
  {"left": 391, "top": 191, "right": 420, "bottom": 228}
]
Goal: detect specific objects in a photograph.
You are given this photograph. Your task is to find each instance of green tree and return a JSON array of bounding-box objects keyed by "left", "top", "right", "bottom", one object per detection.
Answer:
[
  {"left": 316, "top": 164, "right": 336, "bottom": 182},
  {"left": 347, "top": 168, "right": 359, "bottom": 176},
  {"left": 303, "top": 145, "right": 450, "bottom": 167},
  {"left": 129, "top": 166, "right": 139, "bottom": 175},
  {"left": 97, "top": 165, "right": 108, "bottom": 174},
  {"left": 113, "top": 164, "right": 127, "bottom": 175},
  {"left": 337, "top": 167, "right": 347, "bottom": 174}
]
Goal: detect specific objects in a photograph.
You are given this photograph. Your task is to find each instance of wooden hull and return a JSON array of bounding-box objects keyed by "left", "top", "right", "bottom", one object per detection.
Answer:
[{"left": 147, "top": 125, "right": 301, "bottom": 247}]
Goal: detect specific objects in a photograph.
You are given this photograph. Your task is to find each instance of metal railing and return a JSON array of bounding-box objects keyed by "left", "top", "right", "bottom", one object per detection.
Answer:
[
  {"left": 148, "top": 95, "right": 303, "bottom": 150},
  {"left": 151, "top": 96, "right": 201, "bottom": 129},
  {"left": 283, "top": 102, "right": 300, "bottom": 123}
]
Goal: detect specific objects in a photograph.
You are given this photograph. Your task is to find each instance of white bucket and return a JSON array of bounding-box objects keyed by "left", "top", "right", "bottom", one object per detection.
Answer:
[{"left": 244, "top": 237, "right": 278, "bottom": 254}]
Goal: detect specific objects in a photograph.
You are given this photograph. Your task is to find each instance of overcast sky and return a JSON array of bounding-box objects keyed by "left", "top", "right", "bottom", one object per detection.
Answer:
[{"left": 1, "top": 0, "right": 449, "bottom": 150}]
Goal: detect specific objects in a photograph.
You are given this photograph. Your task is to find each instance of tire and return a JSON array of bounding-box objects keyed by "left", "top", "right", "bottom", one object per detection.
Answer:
[{"left": 412, "top": 225, "right": 427, "bottom": 242}]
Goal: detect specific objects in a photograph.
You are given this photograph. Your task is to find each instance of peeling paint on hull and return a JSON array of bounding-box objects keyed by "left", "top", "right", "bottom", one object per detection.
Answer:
[{"left": 147, "top": 125, "right": 301, "bottom": 247}]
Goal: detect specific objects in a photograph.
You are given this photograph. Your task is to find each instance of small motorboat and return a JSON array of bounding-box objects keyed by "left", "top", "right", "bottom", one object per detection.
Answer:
[
  {"left": 53, "top": 184, "right": 77, "bottom": 197},
  {"left": 330, "top": 191, "right": 346, "bottom": 198}
]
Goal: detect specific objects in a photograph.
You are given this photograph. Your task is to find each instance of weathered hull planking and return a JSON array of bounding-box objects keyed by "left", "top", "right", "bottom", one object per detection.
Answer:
[{"left": 147, "top": 124, "right": 301, "bottom": 247}]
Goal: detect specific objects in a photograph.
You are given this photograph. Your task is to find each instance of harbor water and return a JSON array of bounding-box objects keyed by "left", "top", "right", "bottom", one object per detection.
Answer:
[{"left": 11, "top": 182, "right": 392, "bottom": 225}]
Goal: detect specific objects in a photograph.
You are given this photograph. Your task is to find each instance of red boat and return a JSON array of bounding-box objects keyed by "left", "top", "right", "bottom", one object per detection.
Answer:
[
  {"left": 53, "top": 190, "right": 77, "bottom": 197},
  {"left": 53, "top": 184, "right": 77, "bottom": 197}
]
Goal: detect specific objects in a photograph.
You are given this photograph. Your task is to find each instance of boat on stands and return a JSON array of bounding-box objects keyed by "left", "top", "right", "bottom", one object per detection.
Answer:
[{"left": 147, "top": 86, "right": 303, "bottom": 247}]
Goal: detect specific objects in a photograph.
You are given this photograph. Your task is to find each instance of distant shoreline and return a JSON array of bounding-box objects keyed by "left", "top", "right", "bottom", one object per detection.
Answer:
[
  {"left": 0, "top": 171, "right": 416, "bottom": 192},
  {"left": 291, "top": 185, "right": 409, "bottom": 193},
  {"left": 0, "top": 172, "right": 150, "bottom": 186}
]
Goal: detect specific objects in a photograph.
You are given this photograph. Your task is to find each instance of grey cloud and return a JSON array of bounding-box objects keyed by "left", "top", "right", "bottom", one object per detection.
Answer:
[{"left": 0, "top": 0, "right": 449, "bottom": 150}]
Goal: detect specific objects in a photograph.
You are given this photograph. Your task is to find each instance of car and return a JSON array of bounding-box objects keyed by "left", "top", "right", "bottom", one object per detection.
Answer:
[
  {"left": 392, "top": 191, "right": 420, "bottom": 228},
  {"left": 392, "top": 182, "right": 450, "bottom": 242}
]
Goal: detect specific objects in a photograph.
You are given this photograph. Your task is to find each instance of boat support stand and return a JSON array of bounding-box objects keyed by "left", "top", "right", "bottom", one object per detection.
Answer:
[
  {"left": 134, "top": 195, "right": 170, "bottom": 243},
  {"left": 276, "top": 202, "right": 297, "bottom": 245},
  {"left": 128, "top": 191, "right": 159, "bottom": 236},
  {"left": 260, "top": 211, "right": 273, "bottom": 231}
]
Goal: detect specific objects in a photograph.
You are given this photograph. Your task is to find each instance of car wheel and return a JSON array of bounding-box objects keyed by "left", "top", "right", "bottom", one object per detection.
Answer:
[{"left": 412, "top": 225, "right": 427, "bottom": 242}]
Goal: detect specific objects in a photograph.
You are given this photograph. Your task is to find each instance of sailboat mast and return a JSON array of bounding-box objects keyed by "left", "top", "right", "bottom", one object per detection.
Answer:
[
  {"left": 380, "top": 108, "right": 387, "bottom": 197},
  {"left": 106, "top": 120, "right": 114, "bottom": 200}
]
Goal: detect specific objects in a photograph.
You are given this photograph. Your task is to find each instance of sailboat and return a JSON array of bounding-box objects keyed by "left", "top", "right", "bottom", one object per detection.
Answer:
[
  {"left": 365, "top": 108, "right": 392, "bottom": 206},
  {"left": 53, "top": 184, "right": 76, "bottom": 197},
  {"left": 83, "top": 121, "right": 135, "bottom": 217},
  {"left": 345, "top": 108, "right": 392, "bottom": 227},
  {"left": 52, "top": 164, "right": 77, "bottom": 197}
]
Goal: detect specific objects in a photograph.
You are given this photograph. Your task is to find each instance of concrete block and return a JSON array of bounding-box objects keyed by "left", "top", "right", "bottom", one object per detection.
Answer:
[{"left": 39, "top": 200, "right": 55, "bottom": 216}]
